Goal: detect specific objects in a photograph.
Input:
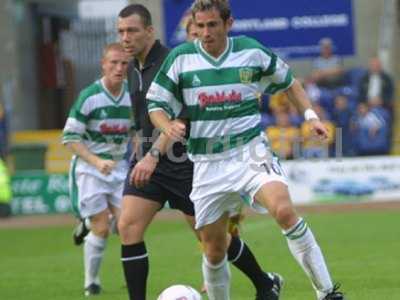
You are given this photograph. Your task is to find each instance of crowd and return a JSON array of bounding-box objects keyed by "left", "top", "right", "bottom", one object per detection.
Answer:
[{"left": 261, "top": 38, "right": 395, "bottom": 159}]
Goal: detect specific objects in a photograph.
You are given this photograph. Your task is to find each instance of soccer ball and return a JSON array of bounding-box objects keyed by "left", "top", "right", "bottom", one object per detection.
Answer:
[{"left": 157, "top": 285, "right": 202, "bottom": 300}]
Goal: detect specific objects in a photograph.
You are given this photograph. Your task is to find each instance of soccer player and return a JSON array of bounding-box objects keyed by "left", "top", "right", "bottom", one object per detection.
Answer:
[
  {"left": 184, "top": 15, "right": 245, "bottom": 293},
  {"left": 185, "top": 13, "right": 246, "bottom": 238},
  {"left": 63, "top": 43, "right": 133, "bottom": 296},
  {"left": 117, "top": 4, "right": 282, "bottom": 300},
  {"left": 147, "top": 1, "right": 346, "bottom": 299}
]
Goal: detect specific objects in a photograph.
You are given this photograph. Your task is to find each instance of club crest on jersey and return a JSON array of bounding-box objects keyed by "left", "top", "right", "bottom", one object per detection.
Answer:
[
  {"left": 192, "top": 74, "right": 202, "bottom": 87},
  {"left": 239, "top": 68, "right": 253, "bottom": 84}
]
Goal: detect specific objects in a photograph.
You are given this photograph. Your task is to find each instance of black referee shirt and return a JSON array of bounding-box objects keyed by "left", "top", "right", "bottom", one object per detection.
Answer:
[{"left": 127, "top": 40, "right": 193, "bottom": 179}]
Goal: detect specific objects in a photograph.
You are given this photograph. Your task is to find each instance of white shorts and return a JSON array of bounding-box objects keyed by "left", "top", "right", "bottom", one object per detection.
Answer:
[
  {"left": 69, "top": 158, "right": 127, "bottom": 218},
  {"left": 190, "top": 140, "right": 288, "bottom": 229}
]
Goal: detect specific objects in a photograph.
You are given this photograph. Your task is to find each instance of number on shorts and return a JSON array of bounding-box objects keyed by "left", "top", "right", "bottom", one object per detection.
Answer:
[{"left": 262, "top": 158, "right": 283, "bottom": 176}]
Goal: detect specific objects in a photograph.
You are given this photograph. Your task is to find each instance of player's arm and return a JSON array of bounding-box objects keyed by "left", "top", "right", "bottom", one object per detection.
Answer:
[
  {"left": 146, "top": 49, "right": 186, "bottom": 141},
  {"left": 284, "top": 79, "right": 328, "bottom": 139},
  {"left": 65, "top": 142, "right": 115, "bottom": 175},
  {"left": 258, "top": 39, "right": 328, "bottom": 140},
  {"left": 149, "top": 110, "right": 186, "bottom": 141},
  {"left": 130, "top": 132, "right": 167, "bottom": 188},
  {"left": 62, "top": 90, "right": 116, "bottom": 175},
  {"left": 130, "top": 121, "right": 184, "bottom": 188}
]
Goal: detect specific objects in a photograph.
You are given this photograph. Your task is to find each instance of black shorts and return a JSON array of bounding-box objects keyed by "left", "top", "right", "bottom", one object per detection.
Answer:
[{"left": 123, "top": 159, "right": 194, "bottom": 216}]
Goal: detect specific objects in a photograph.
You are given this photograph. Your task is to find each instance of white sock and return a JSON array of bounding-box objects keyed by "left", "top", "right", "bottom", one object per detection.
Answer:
[
  {"left": 283, "top": 218, "right": 333, "bottom": 298},
  {"left": 84, "top": 232, "right": 107, "bottom": 288},
  {"left": 202, "top": 255, "right": 231, "bottom": 300},
  {"left": 84, "top": 218, "right": 91, "bottom": 230}
]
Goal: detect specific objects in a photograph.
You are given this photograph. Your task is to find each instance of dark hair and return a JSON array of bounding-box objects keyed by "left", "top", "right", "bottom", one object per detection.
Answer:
[
  {"left": 118, "top": 4, "right": 152, "bottom": 27},
  {"left": 191, "top": 0, "right": 231, "bottom": 22}
]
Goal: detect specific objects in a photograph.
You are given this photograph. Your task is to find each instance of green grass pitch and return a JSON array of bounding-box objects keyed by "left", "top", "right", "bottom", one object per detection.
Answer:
[{"left": 0, "top": 210, "right": 399, "bottom": 299}]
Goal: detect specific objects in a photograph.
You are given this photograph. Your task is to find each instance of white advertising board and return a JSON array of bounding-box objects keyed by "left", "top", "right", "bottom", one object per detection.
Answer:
[
  {"left": 78, "top": 0, "right": 128, "bottom": 19},
  {"left": 281, "top": 156, "right": 400, "bottom": 205}
]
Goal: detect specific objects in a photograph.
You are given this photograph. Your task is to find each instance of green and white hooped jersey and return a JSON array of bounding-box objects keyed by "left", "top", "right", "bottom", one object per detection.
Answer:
[
  {"left": 63, "top": 78, "right": 134, "bottom": 165},
  {"left": 147, "top": 36, "right": 294, "bottom": 161}
]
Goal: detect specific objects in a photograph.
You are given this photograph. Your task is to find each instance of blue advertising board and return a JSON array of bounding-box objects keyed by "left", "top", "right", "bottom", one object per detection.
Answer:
[{"left": 163, "top": 0, "right": 355, "bottom": 59}]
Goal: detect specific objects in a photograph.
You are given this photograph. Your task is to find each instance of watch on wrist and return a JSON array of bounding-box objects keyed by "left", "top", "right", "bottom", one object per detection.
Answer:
[{"left": 149, "top": 148, "right": 161, "bottom": 160}]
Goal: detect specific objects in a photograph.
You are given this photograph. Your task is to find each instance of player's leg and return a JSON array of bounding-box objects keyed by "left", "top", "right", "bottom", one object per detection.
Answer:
[
  {"left": 72, "top": 218, "right": 90, "bottom": 245},
  {"left": 227, "top": 212, "right": 244, "bottom": 237},
  {"left": 69, "top": 163, "right": 90, "bottom": 245},
  {"left": 189, "top": 156, "right": 280, "bottom": 300},
  {"left": 243, "top": 141, "right": 344, "bottom": 299},
  {"left": 84, "top": 208, "right": 110, "bottom": 296},
  {"left": 108, "top": 202, "right": 121, "bottom": 235},
  {"left": 184, "top": 209, "right": 280, "bottom": 299},
  {"left": 172, "top": 178, "right": 231, "bottom": 297},
  {"left": 118, "top": 158, "right": 171, "bottom": 300},
  {"left": 107, "top": 179, "right": 125, "bottom": 236},
  {"left": 73, "top": 173, "right": 111, "bottom": 296},
  {"left": 118, "top": 194, "right": 161, "bottom": 300},
  {"left": 226, "top": 199, "right": 282, "bottom": 300},
  {"left": 199, "top": 213, "right": 231, "bottom": 300},
  {"left": 255, "top": 181, "right": 343, "bottom": 299}
]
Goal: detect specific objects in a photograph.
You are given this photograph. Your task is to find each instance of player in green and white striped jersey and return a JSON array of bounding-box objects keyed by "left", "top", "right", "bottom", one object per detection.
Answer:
[
  {"left": 148, "top": 1, "right": 345, "bottom": 300},
  {"left": 62, "top": 43, "right": 134, "bottom": 296},
  {"left": 148, "top": 34, "right": 291, "bottom": 161}
]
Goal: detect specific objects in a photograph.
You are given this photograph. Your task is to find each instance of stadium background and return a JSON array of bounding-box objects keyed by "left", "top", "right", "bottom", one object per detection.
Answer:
[{"left": 0, "top": 1, "right": 399, "bottom": 299}]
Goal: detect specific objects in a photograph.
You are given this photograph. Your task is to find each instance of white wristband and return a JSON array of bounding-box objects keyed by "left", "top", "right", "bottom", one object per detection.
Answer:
[{"left": 304, "top": 108, "right": 319, "bottom": 121}]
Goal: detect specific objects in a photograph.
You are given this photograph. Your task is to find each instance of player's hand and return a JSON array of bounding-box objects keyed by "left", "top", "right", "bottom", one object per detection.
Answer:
[
  {"left": 308, "top": 119, "right": 328, "bottom": 140},
  {"left": 95, "top": 159, "right": 116, "bottom": 175},
  {"left": 162, "top": 120, "right": 186, "bottom": 141},
  {"left": 130, "top": 153, "right": 158, "bottom": 188}
]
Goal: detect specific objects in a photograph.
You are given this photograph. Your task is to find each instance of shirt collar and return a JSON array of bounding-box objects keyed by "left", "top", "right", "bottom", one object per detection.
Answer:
[{"left": 134, "top": 40, "right": 164, "bottom": 70}]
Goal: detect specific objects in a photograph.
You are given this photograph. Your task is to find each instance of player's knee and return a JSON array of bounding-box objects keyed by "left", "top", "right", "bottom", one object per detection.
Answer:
[
  {"left": 274, "top": 203, "right": 297, "bottom": 227},
  {"left": 203, "top": 239, "right": 227, "bottom": 264},
  {"left": 205, "top": 246, "right": 226, "bottom": 265},
  {"left": 117, "top": 217, "right": 130, "bottom": 236},
  {"left": 118, "top": 217, "right": 145, "bottom": 242},
  {"left": 91, "top": 222, "right": 110, "bottom": 238}
]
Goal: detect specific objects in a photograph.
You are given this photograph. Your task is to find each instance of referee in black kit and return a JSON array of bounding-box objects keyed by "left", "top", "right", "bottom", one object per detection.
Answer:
[{"left": 117, "top": 4, "right": 281, "bottom": 300}]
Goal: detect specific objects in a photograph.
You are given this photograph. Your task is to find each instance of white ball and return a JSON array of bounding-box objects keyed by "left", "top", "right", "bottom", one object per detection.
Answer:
[{"left": 157, "top": 285, "right": 202, "bottom": 300}]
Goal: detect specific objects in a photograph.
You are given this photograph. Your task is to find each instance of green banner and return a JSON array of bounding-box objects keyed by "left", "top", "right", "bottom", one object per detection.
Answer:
[{"left": 11, "top": 172, "right": 72, "bottom": 215}]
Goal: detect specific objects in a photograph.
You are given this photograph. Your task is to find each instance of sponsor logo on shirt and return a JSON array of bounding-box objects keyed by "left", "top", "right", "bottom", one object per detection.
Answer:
[
  {"left": 100, "top": 123, "right": 129, "bottom": 135},
  {"left": 198, "top": 90, "right": 242, "bottom": 108}
]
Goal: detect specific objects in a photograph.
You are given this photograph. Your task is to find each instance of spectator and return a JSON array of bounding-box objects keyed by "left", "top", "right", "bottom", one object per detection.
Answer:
[
  {"left": 0, "top": 158, "right": 12, "bottom": 218},
  {"left": 368, "top": 96, "right": 392, "bottom": 145},
  {"left": 259, "top": 94, "right": 275, "bottom": 129},
  {"left": 331, "top": 95, "right": 354, "bottom": 156},
  {"left": 288, "top": 104, "right": 303, "bottom": 127},
  {"left": 269, "top": 92, "right": 302, "bottom": 127},
  {"left": 368, "top": 96, "right": 391, "bottom": 124},
  {"left": 266, "top": 111, "right": 300, "bottom": 159},
  {"left": 0, "top": 99, "right": 8, "bottom": 160},
  {"left": 269, "top": 91, "right": 289, "bottom": 112},
  {"left": 301, "top": 104, "right": 335, "bottom": 158},
  {"left": 358, "top": 56, "right": 394, "bottom": 108},
  {"left": 351, "top": 102, "right": 390, "bottom": 156},
  {"left": 310, "top": 38, "right": 345, "bottom": 89}
]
